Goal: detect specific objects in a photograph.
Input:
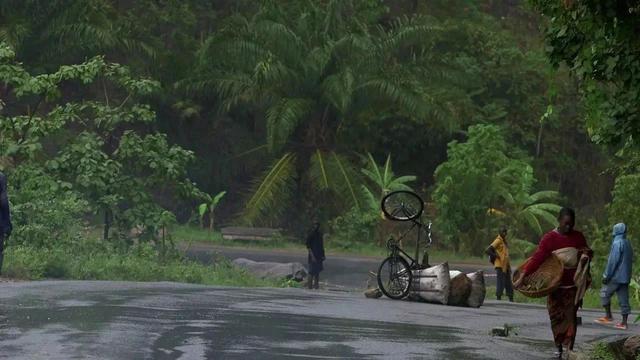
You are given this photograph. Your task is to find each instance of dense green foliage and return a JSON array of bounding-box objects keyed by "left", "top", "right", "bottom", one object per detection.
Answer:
[
  {"left": 530, "top": 0, "right": 640, "bottom": 304},
  {"left": 4, "top": 241, "right": 284, "bottom": 287},
  {"left": 530, "top": 0, "right": 640, "bottom": 149},
  {"left": 433, "top": 124, "right": 561, "bottom": 255},
  {"left": 608, "top": 174, "right": 640, "bottom": 249},
  {"left": 0, "top": 41, "right": 285, "bottom": 285},
  {"left": 0, "top": 44, "right": 201, "bottom": 247},
  {"left": 0, "top": 0, "right": 635, "bottom": 268}
]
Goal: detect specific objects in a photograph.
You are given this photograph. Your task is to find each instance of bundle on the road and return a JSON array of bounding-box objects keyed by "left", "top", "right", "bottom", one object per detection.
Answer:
[
  {"left": 448, "top": 270, "right": 473, "bottom": 306},
  {"left": 408, "top": 262, "right": 486, "bottom": 307},
  {"left": 409, "top": 262, "right": 451, "bottom": 304}
]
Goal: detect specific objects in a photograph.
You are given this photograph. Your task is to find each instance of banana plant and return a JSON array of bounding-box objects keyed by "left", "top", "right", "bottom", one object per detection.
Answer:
[{"left": 198, "top": 191, "right": 226, "bottom": 232}]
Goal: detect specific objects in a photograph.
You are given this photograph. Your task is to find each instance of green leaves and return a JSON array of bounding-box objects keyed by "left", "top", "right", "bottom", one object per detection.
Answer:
[
  {"left": 359, "top": 152, "right": 415, "bottom": 211},
  {"left": 0, "top": 48, "right": 201, "bottom": 245},
  {"left": 187, "top": 1, "right": 439, "bottom": 154},
  {"left": 212, "top": 191, "right": 227, "bottom": 207},
  {"left": 309, "top": 150, "right": 361, "bottom": 210},
  {"left": 608, "top": 174, "right": 640, "bottom": 252},
  {"left": 240, "top": 152, "right": 297, "bottom": 226},
  {"left": 433, "top": 124, "right": 560, "bottom": 254},
  {"left": 266, "top": 98, "right": 312, "bottom": 152},
  {"left": 530, "top": 0, "right": 640, "bottom": 149},
  {"left": 361, "top": 153, "right": 415, "bottom": 195},
  {"left": 198, "top": 203, "right": 208, "bottom": 218},
  {"left": 0, "top": 42, "right": 14, "bottom": 60}
]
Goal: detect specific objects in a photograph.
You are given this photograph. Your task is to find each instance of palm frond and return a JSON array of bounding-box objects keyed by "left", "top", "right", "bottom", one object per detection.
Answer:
[
  {"left": 321, "top": 67, "right": 354, "bottom": 114},
  {"left": 239, "top": 152, "right": 297, "bottom": 226},
  {"left": 309, "top": 149, "right": 330, "bottom": 190},
  {"left": 254, "top": 19, "right": 306, "bottom": 63},
  {"left": 529, "top": 190, "right": 560, "bottom": 203},
  {"left": 525, "top": 205, "right": 560, "bottom": 228},
  {"left": 266, "top": 97, "right": 312, "bottom": 152},
  {"left": 521, "top": 210, "right": 543, "bottom": 236},
  {"left": 357, "top": 79, "right": 428, "bottom": 117},
  {"left": 376, "top": 16, "right": 440, "bottom": 56},
  {"left": 526, "top": 202, "right": 562, "bottom": 213},
  {"left": 308, "top": 150, "right": 362, "bottom": 209},
  {"left": 360, "top": 184, "right": 378, "bottom": 211},
  {"left": 361, "top": 152, "right": 383, "bottom": 185},
  {"left": 388, "top": 176, "right": 417, "bottom": 192},
  {"left": 382, "top": 154, "right": 392, "bottom": 186},
  {"left": 331, "top": 152, "right": 360, "bottom": 209}
]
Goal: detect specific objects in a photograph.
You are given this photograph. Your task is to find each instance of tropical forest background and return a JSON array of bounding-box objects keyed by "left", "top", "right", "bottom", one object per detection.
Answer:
[{"left": 0, "top": 0, "right": 639, "bottom": 292}]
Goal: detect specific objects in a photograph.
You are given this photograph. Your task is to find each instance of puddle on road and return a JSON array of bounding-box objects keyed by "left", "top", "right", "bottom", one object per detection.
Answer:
[
  {"left": 149, "top": 310, "right": 492, "bottom": 360},
  {"left": 3, "top": 303, "right": 483, "bottom": 359},
  {"left": 0, "top": 288, "right": 537, "bottom": 359}
]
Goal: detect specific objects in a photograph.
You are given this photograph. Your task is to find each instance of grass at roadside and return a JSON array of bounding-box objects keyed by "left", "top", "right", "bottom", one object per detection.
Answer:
[
  {"left": 174, "top": 225, "right": 490, "bottom": 265},
  {"left": 175, "top": 225, "right": 306, "bottom": 252},
  {"left": 488, "top": 285, "right": 639, "bottom": 312},
  {"left": 3, "top": 241, "right": 292, "bottom": 288},
  {"left": 588, "top": 342, "right": 621, "bottom": 360}
]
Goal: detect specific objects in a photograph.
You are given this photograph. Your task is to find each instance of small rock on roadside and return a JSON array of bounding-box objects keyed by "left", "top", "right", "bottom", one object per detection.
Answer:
[
  {"left": 491, "top": 326, "right": 509, "bottom": 337},
  {"left": 364, "top": 288, "right": 382, "bottom": 299}
]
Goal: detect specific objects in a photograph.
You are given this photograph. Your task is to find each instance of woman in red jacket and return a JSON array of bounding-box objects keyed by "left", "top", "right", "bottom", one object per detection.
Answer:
[{"left": 514, "top": 207, "right": 592, "bottom": 358}]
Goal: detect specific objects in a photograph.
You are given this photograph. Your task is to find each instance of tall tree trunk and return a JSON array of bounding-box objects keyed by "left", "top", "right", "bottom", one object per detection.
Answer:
[
  {"left": 161, "top": 225, "right": 166, "bottom": 258},
  {"left": 103, "top": 208, "right": 111, "bottom": 241},
  {"left": 536, "top": 121, "right": 544, "bottom": 158},
  {"left": 209, "top": 208, "right": 214, "bottom": 232}
]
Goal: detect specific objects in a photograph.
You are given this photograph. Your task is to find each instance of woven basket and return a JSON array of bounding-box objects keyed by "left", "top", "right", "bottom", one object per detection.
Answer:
[{"left": 513, "top": 255, "right": 563, "bottom": 298}]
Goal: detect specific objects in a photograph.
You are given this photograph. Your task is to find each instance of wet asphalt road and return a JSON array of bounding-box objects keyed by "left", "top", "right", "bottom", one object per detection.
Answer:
[
  {"left": 183, "top": 244, "right": 497, "bottom": 290},
  {"left": 0, "top": 281, "right": 628, "bottom": 360}
]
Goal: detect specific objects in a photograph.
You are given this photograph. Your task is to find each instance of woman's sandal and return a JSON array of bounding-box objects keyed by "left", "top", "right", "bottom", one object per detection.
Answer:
[
  {"left": 594, "top": 316, "right": 613, "bottom": 325},
  {"left": 614, "top": 323, "right": 628, "bottom": 330}
]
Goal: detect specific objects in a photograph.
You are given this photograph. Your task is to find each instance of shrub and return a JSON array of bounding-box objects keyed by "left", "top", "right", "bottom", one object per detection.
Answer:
[{"left": 329, "top": 207, "right": 379, "bottom": 250}]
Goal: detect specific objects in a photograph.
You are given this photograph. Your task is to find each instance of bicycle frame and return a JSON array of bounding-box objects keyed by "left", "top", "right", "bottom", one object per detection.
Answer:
[{"left": 387, "top": 218, "right": 432, "bottom": 269}]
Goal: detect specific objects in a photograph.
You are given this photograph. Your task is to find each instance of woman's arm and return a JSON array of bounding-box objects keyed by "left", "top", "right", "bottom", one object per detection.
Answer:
[
  {"left": 514, "top": 233, "right": 552, "bottom": 287},
  {"left": 523, "top": 234, "right": 553, "bottom": 274}
]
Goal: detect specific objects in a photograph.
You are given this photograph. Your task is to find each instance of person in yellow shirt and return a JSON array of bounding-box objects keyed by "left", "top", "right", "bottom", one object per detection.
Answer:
[{"left": 485, "top": 226, "right": 513, "bottom": 302}]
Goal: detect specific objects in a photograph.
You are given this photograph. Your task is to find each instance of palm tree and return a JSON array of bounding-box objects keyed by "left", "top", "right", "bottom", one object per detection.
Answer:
[
  {"left": 0, "top": 0, "right": 156, "bottom": 69},
  {"left": 184, "top": 1, "right": 445, "bottom": 225}
]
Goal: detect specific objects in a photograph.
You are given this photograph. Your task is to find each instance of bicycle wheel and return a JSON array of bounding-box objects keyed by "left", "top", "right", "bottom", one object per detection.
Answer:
[
  {"left": 377, "top": 256, "right": 412, "bottom": 300},
  {"left": 381, "top": 190, "right": 424, "bottom": 221}
]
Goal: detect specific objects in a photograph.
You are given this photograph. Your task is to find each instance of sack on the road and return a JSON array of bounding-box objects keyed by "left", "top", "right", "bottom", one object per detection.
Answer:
[
  {"left": 448, "top": 270, "right": 472, "bottom": 306},
  {"left": 410, "top": 262, "right": 450, "bottom": 305},
  {"left": 232, "top": 258, "right": 307, "bottom": 281},
  {"left": 465, "top": 271, "right": 486, "bottom": 308}
]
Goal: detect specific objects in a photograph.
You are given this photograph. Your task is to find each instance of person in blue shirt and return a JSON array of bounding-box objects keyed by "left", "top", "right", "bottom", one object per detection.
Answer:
[
  {"left": 594, "top": 223, "right": 634, "bottom": 330},
  {"left": 0, "top": 171, "right": 12, "bottom": 276}
]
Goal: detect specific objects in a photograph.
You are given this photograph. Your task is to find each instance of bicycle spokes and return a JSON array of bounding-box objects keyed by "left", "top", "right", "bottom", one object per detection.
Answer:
[
  {"left": 381, "top": 191, "right": 424, "bottom": 222},
  {"left": 381, "top": 258, "right": 410, "bottom": 296}
]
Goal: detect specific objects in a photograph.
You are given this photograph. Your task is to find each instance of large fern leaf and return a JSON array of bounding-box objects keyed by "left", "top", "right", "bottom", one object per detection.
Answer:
[
  {"left": 308, "top": 150, "right": 361, "bottom": 209},
  {"left": 239, "top": 152, "right": 298, "bottom": 226}
]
